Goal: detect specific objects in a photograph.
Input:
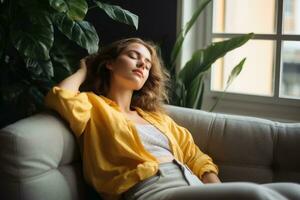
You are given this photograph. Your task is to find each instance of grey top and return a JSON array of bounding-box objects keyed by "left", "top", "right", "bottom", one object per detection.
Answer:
[{"left": 135, "top": 124, "right": 173, "bottom": 158}]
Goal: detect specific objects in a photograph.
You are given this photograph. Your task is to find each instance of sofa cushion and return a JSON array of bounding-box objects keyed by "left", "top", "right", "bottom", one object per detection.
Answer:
[{"left": 165, "top": 105, "right": 300, "bottom": 184}]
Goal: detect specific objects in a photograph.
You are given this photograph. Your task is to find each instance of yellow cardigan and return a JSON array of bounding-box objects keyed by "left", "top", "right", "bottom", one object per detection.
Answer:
[{"left": 45, "top": 87, "right": 218, "bottom": 200}]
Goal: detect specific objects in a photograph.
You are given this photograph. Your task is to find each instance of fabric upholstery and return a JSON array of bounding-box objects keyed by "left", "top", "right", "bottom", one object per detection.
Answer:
[
  {"left": 166, "top": 105, "right": 300, "bottom": 183},
  {"left": 0, "top": 105, "right": 299, "bottom": 200}
]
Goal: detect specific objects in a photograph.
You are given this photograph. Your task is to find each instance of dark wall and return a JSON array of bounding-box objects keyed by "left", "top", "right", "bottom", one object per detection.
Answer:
[{"left": 86, "top": 0, "right": 177, "bottom": 63}]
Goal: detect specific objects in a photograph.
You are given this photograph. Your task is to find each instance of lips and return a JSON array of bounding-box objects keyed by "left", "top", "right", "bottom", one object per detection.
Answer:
[{"left": 132, "top": 69, "right": 144, "bottom": 78}]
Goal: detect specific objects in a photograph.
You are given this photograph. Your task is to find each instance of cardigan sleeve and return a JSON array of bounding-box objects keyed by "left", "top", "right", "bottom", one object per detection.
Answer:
[
  {"left": 165, "top": 114, "right": 219, "bottom": 179},
  {"left": 44, "top": 86, "right": 92, "bottom": 138}
]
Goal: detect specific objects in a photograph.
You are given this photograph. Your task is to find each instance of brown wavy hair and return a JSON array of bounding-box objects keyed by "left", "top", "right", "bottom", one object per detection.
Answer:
[{"left": 81, "top": 38, "right": 170, "bottom": 112}]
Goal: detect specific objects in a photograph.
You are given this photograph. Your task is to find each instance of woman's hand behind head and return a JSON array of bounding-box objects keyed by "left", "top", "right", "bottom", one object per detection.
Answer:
[{"left": 79, "top": 54, "right": 100, "bottom": 92}]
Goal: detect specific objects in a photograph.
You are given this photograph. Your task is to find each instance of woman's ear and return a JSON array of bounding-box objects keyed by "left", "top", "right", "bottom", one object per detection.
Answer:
[{"left": 105, "top": 60, "right": 114, "bottom": 70}]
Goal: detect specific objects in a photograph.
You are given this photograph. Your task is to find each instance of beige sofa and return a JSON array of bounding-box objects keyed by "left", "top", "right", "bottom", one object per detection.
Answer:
[{"left": 1, "top": 105, "right": 300, "bottom": 200}]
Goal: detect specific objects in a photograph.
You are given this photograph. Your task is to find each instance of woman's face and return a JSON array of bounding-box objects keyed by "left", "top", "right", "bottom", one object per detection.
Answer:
[{"left": 106, "top": 42, "right": 152, "bottom": 91}]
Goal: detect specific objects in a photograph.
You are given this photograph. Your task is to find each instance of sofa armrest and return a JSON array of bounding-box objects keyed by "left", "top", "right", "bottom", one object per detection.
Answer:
[{"left": 0, "top": 112, "right": 86, "bottom": 200}]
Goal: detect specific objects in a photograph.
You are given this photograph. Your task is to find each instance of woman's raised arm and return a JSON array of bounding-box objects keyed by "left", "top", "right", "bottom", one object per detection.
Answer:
[{"left": 58, "top": 59, "right": 88, "bottom": 92}]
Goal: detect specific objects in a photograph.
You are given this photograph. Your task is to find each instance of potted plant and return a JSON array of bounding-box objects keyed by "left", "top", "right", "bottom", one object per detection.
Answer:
[
  {"left": 0, "top": 0, "right": 138, "bottom": 128},
  {"left": 167, "top": 0, "right": 254, "bottom": 110}
]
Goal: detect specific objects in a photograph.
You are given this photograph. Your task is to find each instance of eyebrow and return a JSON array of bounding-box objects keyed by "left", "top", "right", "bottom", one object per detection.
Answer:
[{"left": 127, "top": 49, "right": 152, "bottom": 64}]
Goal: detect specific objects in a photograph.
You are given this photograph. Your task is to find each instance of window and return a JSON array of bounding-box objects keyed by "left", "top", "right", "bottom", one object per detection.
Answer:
[
  {"left": 211, "top": 0, "right": 300, "bottom": 99},
  {"left": 178, "top": 0, "right": 300, "bottom": 121}
]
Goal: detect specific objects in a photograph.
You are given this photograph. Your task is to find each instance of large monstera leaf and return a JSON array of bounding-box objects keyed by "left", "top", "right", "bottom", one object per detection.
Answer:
[{"left": 52, "top": 13, "right": 99, "bottom": 54}]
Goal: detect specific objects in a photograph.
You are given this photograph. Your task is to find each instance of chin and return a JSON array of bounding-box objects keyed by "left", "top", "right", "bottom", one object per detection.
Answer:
[
  {"left": 133, "top": 86, "right": 143, "bottom": 91},
  {"left": 130, "top": 80, "right": 145, "bottom": 91}
]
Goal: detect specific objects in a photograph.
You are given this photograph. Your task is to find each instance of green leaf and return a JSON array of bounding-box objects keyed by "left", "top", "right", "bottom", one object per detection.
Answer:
[
  {"left": 49, "top": 0, "right": 88, "bottom": 20},
  {"left": 52, "top": 13, "right": 99, "bottom": 54},
  {"left": 49, "top": 0, "right": 68, "bottom": 13},
  {"left": 175, "top": 79, "right": 186, "bottom": 107},
  {"left": 94, "top": 1, "right": 138, "bottom": 30},
  {"left": 185, "top": 73, "right": 205, "bottom": 108},
  {"left": 226, "top": 57, "right": 246, "bottom": 86},
  {"left": 169, "top": 78, "right": 185, "bottom": 107},
  {"left": 11, "top": 15, "right": 54, "bottom": 60},
  {"left": 24, "top": 57, "right": 54, "bottom": 79},
  {"left": 196, "top": 82, "right": 205, "bottom": 109},
  {"left": 178, "top": 48, "right": 205, "bottom": 85},
  {"left": 178, "top": 33, "right": 254, "bottom": 88},
  {"left": 28, "top": 11, "right": 52, "bottom": 25},
  {"left": 51, "top": 44, "right": 75, "bottom": 75},
  {"left": 209, "top": 58, "right": 247, "bottom": 112},
  {"left": 170, "top": 0, "right": 211, "bottom": 66}
]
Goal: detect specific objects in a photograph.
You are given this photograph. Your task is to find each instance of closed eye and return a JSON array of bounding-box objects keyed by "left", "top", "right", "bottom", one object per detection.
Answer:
[
  {"left": 126, "top": 50, "right": 152, "bottom": 70},
  {"left": 128, "top": 51, "right": 138, "bottom": 59}
]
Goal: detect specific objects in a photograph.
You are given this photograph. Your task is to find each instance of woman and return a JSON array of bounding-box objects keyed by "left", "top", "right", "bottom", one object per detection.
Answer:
[{"left": 45, "top": 38, "right": 300, "bottom": 200}]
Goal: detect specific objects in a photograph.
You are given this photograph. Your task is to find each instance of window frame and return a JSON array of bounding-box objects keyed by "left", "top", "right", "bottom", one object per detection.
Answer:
[{"left": 177, "top": 0, "right": 300, "bottom": 122}]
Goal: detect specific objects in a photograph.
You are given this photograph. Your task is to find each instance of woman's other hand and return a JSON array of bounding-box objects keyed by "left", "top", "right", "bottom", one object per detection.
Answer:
[{"left": 201, "top": 172, "right": 221, "bottom": 184}]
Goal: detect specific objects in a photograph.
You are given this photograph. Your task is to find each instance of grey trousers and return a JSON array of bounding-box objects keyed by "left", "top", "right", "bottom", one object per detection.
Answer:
[{"left": 122, "top": 160, "right": 300, "bottom": 200}]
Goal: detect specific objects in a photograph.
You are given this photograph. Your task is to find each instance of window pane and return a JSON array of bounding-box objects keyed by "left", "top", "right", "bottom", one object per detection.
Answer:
[
  {"left": 213, "top": 0, "right": 276, "bottom": 34},
  {"left": 280, "top": 41, "right": 300, "bottom": 99},
  {"left": 211, "top": 39, "right": 275, "bottom": 96},
  {"left": 283, "top": 0, "right": 300, "bottom": 34}
]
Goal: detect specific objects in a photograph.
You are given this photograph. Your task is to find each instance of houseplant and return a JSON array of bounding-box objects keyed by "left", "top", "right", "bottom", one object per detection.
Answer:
[
  {"left": 168, "top": 0, "right": 254, "bottom": 109},
  {"left": 0, "top": 0, "right": 138, "bottom": 127}
]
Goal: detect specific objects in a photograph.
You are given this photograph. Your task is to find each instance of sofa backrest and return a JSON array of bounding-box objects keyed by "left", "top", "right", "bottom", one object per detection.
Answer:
[{"left": 166, "top": 105, "right": 300, "bottom": 184}]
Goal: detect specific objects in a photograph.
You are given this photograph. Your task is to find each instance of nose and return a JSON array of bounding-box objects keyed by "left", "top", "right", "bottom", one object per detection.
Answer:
[{"left": 136, "top": 59, "right": 146, "bottom": 69}]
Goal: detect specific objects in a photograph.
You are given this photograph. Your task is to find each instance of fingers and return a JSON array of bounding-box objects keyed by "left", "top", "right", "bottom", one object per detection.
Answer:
[
  {"left": 79, "top": 58, "right": 87, "bottom": 69},
  {"left": 81, "top": 54, "right": 98, "bottom": 69}
]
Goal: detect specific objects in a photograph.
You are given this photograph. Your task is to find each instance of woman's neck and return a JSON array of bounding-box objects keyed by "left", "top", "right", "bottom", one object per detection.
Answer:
[{"left": 106, "top": 88, "right": 134, "bottom": 113}]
